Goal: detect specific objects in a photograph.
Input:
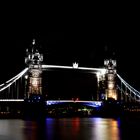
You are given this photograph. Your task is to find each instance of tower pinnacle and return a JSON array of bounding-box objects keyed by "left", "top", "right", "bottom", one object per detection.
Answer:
[{"left": 32, "top": 39, "right": 36, "bottom": 45}]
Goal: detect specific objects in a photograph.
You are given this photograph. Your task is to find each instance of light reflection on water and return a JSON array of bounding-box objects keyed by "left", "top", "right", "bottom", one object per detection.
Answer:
[
  {"left": 45, "top": 118, "right": 120, "bottom": 140},
  {"left": 0, "top": 119, "right": 25, "bottom": 140},
  {"left": 0, "top": 117, "right": 127, "bottom": 140},
  {"left": 92, "top": 118, "right": 120, "bottom": 140}
]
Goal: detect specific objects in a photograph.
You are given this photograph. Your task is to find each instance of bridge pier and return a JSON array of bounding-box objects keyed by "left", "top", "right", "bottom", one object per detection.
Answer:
[
  {"left": 104, "top": 59, "right": 117, "bottom": 101},
  {"left": 23, "top": 40, "right": 46, "bottom": 118}
]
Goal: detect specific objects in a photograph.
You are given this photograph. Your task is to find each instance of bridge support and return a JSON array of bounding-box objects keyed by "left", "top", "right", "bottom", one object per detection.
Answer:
[
  {"left": 104, "top": 59, "right": 117, "bottom": 100},
  {"left": 25, "top": 39, "right": 43, "bottom": 101}
]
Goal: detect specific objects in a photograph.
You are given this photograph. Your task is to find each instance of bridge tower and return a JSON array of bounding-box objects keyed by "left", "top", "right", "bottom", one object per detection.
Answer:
[
  {"left": 104, "top": 59, "right": 117, "bottom": 100},
  {"left": 25, "top": 39, "right": 43, "bottom": 100}
]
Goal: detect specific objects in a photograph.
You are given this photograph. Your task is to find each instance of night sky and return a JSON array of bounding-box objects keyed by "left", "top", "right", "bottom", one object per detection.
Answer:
[{"left": 0, "top": 5, "right": 140, "bottom": 99}]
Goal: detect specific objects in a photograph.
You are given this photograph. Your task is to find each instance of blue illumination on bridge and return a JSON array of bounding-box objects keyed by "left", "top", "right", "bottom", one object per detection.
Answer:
[{"left": 46, "top": 100, "right": 103, "bottom": 108}]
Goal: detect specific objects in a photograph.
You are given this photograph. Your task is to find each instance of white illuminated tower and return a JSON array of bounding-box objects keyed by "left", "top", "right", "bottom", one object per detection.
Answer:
[
  {"left": 104, "top": 59, "right": 117, "bottom": 100},
  {"left": 25, "top": 39, "right": 43, "bottom": 99}
]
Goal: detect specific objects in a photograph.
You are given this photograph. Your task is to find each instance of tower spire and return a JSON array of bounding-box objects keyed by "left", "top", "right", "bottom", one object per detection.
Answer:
[{"left": 32, "top": 39, "right": 36, "bottom": 45}]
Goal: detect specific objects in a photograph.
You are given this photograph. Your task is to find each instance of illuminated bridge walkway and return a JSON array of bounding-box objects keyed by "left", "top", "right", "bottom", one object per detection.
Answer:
[
  {"left": 46, "top": 100, "right": 102, "bottom": 108},
  {"left": 0, "top": 40, "right": 140, "bottom": 109}
]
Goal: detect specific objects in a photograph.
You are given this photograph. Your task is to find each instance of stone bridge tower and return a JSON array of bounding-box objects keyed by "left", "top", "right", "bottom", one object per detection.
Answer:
[
  {"left": 25, "top": 39, "right": 43, "bottom": 100},
  {"left": 104, "top": 59, "right": 117, "bottom": 100}
]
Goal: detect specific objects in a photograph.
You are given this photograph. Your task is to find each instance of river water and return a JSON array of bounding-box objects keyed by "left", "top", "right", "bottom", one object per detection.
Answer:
[{"left": 0, "top": 117, "right": 140, "bottom": 140}]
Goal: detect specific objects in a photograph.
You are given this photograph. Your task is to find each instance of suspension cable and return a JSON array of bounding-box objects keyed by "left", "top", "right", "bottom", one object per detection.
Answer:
[
  {"left": 0, "top": 68, "right": 28, "bottom": 92},
  {"left": 117, "top": 74, "right": 140, "bottom": 98},
  {"left": 0, "top": 68, "right": 28, "bottom": 87}
]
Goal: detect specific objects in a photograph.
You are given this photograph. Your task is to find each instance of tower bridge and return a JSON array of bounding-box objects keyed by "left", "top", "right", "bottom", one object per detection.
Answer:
[{"left": 0, "top": 39, "right": 140, "bottom": 110}]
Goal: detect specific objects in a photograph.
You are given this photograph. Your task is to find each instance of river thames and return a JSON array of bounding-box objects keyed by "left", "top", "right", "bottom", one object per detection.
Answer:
[{"left": 0, "top": 116, "right": 140, "bottom": 140}]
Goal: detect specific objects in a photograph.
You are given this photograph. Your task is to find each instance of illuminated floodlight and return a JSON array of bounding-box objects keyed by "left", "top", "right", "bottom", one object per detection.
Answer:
[
  {"left": 96, "top": 72, "right": 101, "bottom": 81},
  {"left": 24, "top": 75, "right": 28, "bottom": 79},
  {"left": 96, "top": 72, "right": 100, "bottom": 77},
  {"left": 100, "top": 69, "right": 106, "bottom": 75}
]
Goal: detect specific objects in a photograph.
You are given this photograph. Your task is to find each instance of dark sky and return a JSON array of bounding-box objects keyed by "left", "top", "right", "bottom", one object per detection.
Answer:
[{"left": 0, "top": 4, "right": 140, "bottom": 98}]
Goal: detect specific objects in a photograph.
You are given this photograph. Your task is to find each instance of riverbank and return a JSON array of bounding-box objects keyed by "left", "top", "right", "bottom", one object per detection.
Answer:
[{"left": 1, "top": 101, "right": 140, "bottom": 119}]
